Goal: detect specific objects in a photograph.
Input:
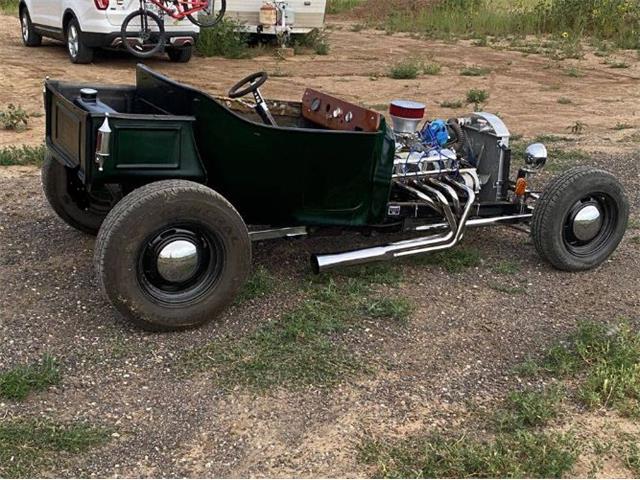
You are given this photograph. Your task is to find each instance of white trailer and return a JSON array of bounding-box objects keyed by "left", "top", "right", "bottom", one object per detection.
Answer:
[{"left": 226, "top": 0, "right": 327, "bottom": 35}]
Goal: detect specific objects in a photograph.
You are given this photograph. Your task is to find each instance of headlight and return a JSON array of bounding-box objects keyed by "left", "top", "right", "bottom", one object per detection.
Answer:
[{"left": 524, "top": 143, "right": 547, "bottom": 172}]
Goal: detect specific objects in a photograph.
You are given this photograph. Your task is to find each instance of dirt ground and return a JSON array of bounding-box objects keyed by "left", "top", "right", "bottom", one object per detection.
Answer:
[{"left": 1, "top": 11, "right": 639, "bottom": 478}]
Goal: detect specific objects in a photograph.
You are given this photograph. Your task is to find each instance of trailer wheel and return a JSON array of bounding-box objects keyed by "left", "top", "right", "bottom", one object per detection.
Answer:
[
  {"left": 95, "top": 180, "right": 251, "bottom": 331},
  {"left": 531, "top": 166, "right": 629, "bottom": 271},
  {"left": 42, "top": 153, "right": 120, "bottom": 235}
]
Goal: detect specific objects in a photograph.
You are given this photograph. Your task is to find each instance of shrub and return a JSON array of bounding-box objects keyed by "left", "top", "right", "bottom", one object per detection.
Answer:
[
  {"left": 389, "top": 58, "right": 421, "bottom": 79},
  {"left": 196, "top": 19, "right": 250, "bottom": 59},
  {"left": 0, "top": 104, "right": 29, "bottom": 131}
]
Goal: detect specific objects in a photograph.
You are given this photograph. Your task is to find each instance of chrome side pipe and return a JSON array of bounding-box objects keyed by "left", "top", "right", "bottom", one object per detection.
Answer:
[{"left": 311, "top": 180, "right": 476, "bottom": 274}]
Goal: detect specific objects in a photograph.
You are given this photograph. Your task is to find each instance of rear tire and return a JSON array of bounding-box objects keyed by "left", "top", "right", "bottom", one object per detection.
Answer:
[
  {"left": 66, "top": 18, "right": 94, "bottom": 64},
  {"left": 166, "top": 45, "right": 192, "bottom": 62},
  {"left": 121, "top": 9, "right": 165, "bottom": 58},
  {"left": 531, "top": 166, "right": 629, "bottom": 271},
  {"left": 42, "top": 153, "right": 121, "bottom": 235},
  {"left": 95, "top": 180, "right": 251, "bottom": 331},
  {"left": 20, "top": 7, "right": 42, "bottom": 47},
  {"left": 186, "top": 0, "right": 226, "bottom": 27}
]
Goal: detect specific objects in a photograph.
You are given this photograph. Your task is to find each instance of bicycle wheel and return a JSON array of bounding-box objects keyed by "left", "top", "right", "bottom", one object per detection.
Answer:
[
  {"left": 121, "top": 9, "right": 166, "bottom": 58},
  {"left": 186, "top": 0, "right": 226, "bottom": 28}
]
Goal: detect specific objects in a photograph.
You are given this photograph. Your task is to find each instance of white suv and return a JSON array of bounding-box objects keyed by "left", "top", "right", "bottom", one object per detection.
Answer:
[{"left": 19, "top": 0, "right": 199, "bottom": 63}]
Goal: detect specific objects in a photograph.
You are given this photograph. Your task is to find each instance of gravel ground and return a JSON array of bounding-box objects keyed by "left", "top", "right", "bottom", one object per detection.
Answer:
[{"left": 1, "top": 150, "right": 638, "bottom": 477}]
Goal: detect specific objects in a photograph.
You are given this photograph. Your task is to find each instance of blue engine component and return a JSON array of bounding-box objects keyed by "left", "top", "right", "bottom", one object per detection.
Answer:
[{"left": 421, "top": 119, "right": 450, "bottom": 148}]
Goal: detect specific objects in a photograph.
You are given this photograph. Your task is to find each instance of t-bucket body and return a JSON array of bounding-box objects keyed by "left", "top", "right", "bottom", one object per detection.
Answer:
[{"left": 45, "top": 64, "right": 396, "bottom": 227}]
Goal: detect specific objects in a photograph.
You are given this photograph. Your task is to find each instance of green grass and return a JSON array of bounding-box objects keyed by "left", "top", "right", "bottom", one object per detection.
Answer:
[
  {"left": 519, "top": 322, "right": 640, "bottom": 417},
  {"left": 491, "top": 260, "right": 520, "bottom": 275},
  {"left": 613, "top": 123, "right": 634, "bottom": 130},
  {"left": 360, "top": 296, "right": 413, "bottom": 323},
  {"left": 389, "top": 58, "right": 421, "bottom": 79},
  {"left": 496, "top": 387, "right": 563, "bottom": 430},
  {"left": 0, "top": 420, "right": 111, "bottom": 477},
  {"left": 360, "top": 430, "right": 578, "bottom": 478},
  {"left": 564, "top": 67, "right": 584, "bottom": 78},
  {"left": 365, "top": 0, "right": 640, "bottom": 50},
  {"left": 0, "top": 354, "right": 60, "bottom": 401},
  {"left": 0, "top": 0, "right": 18, "bottom": 14},
  {"left": 181, "top": 266, "right": 406, "bottom": 389},
  {"left": 234, "top": 266, "right": 275, "bottom": 304},
  {"left": 294, "top": 29, "right": 331, "bottom": 55},
  {"left": 326, "top": 0, "right": 363, "bottom": 14},
  {"left": 460, "top": 65, "right": 492, "bottom": 76},
  {"left": 0, "top": 144, "right": 45, "bottom": 166},
  {"left": 408, "top": 247, "right": 482, "bottom": 273}
]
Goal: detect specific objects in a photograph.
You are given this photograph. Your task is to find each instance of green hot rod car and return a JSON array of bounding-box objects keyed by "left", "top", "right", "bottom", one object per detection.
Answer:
[{"left": 42, "top": 65, "right": 629, "bottom": 330}]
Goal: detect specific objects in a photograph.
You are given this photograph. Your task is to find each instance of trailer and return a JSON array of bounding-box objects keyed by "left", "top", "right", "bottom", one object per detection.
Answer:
[{"left": 226, "top": 0, "right": 326, "bottom": 36}]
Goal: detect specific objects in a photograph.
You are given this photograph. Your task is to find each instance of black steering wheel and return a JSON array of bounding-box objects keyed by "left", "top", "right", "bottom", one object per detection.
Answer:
[{"left": 228, "top": 71, "right": 269, "bottom": 99}]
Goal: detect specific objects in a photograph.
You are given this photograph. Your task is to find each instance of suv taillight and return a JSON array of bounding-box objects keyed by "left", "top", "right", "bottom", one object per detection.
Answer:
[{"left": 94, "top": 0, "right": 109, "bottom": 9}]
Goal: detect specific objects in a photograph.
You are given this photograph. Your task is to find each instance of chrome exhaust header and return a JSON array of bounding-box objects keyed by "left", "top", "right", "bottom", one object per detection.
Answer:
[{"left": 311, "top": 178, "right": 476, "bottom": 274}]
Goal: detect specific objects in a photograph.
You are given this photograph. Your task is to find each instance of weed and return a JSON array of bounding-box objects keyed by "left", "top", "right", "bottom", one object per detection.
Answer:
[
  {"left": 0, "top": 354, "right": 60, "bottom": 401},
  {"left": 460, "top": 65, "right": 491, "bottom": 76},
  {"left": 564, "top": 67, "right": 584, "bottom": 78},
  {"left": 0, "top": 104, "right": 29, "bottom": 131},
  {"left": 294, "top": 29, "right": 330, "bottom": 55},
  {"left": 466, "top": 89, "right": 489, "bottom": 109},
  {"left": 423, "top": 62, "right": 442, "bottom": 75},
  {"left": 440, "top": 99, "right": 463, "bottom": 109},
  {"left": 613, "top": 123, "right": 634, "bottom": 130},
  {"left": 557, "top": 97, "right": 573, "bottom": 105},
  {"left": 409, "top": 247, "right": 482, "bottom": 273},
  {"left": 568, "top": 121, "right": 587, "bottom": 135},
  {"left": 496, "top": 387, "right": 563, "bottom": 430},
  {"left": 489, "top": 282, "right": 526, "bottom": 295},
  {"left": 492, "top": 260, "right": 520, "bottom": 275},
  {"left": 326, "top": 0, "right": 362, "bottom": 14},
  {"left": 234, "top": 266, "right": 275, "bottom": 304},
  {"left": 196, "top": 19, "right": 250, "bottom": 59},
  {"left": 361, "top": 296, "right": 413, "bottom": 323},
  {"left": 605, "top": 59, "right": 630, "bottom": 68},
  {"left": 389, "top": 58, "right": 421, "bottom": 79},
  {"left": 0, "top": 144, "right": 46, "bottom": 166},
  {"left": 0, "top": 420, "right": 111, "bottom": 477},
  {"left": 360, "top": 430, "right": 578, "bottom": 478},
  {"left": 351, "top": 23, "right": 365, "bottom": 32},
  {"left": 0, "top": 0, "right": 17, "bottom": 14},
  {"left": 623, "top": 438, "right": 640, "bottom": 475}
]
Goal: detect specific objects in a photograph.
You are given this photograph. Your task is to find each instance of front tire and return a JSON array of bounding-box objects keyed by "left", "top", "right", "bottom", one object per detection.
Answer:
[
  {"left": 531, "top": 166, "right": 629, "bottom": 271},
  {"left": 66, "top": 18, "right": 94, "bottom": 64},
  {"left": 42, "top": 153, "right": 120, "bottom": 235},
  {"left": 20, "top": 7, "right": 42, "bottom": 47},
  {"left": 95, "top": 180, "right": 251, "bottom": 331}
]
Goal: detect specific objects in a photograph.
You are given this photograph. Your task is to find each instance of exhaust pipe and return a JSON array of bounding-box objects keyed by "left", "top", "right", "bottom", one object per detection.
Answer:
[{"left": 311, "top": 180, "right": 476, "bottom": 274}]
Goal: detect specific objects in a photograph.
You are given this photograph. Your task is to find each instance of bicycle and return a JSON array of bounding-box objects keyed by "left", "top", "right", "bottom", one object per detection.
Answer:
[{"left": 121, "top": 0, "right": 226, "bottom": 58}]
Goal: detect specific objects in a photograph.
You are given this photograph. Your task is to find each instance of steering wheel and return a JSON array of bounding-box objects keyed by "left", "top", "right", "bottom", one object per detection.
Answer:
[{"left": 228, "top": 71, "right": 269, "bottom": 99}]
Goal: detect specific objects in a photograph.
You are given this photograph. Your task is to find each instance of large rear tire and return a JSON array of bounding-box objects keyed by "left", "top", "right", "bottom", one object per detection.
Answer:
[
  {"left": 42, "top": 153, "right": 120, "bottom": 235},
  {"left": 531, "top": 166, "right": 629, "bottom": 271},
  {"left": 95, "top": 180, "right": 251, "bottom": 331}
]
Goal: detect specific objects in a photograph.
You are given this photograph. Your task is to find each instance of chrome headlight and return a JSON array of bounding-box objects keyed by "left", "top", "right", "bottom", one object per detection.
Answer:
[{"left": 524, "top": 143, "right": 547, "bottom": 173}]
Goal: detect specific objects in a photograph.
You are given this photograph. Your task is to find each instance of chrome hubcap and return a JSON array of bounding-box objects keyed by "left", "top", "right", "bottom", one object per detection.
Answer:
[
  {"left": 68, "top": 25, "right": 79, "bottom": 57},
  {"left": 156, "top": 240, "right": 199, "bottom": 284},
  {"left": 572, "top": 204, "right": 603, "bottom": 242}
]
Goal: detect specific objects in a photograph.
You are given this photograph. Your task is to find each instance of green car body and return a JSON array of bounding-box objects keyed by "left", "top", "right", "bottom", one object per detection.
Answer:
[{"left": 45, "top": 64, "right": 396, "bottom": 228}]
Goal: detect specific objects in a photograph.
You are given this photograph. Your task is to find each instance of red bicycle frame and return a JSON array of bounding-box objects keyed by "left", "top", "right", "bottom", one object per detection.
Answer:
[{"left": 146, "top": 0, "right": 210, "bottom": 20}]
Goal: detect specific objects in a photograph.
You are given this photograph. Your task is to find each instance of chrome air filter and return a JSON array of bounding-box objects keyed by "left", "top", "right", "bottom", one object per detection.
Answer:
[{"left": 389, "top": 100, "right": 425, "bottom": 133}]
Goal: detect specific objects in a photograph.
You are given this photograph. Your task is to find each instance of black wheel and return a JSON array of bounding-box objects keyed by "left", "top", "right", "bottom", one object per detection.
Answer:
[
  {"left": 531, "top": 166, "right": 629, "bottom": 271},
  {"left": 121, "top": 9, "right": 165, "bottom": 58},
  {"left": 42, "top": 153, "right": 121, "bottom": 235},
  {"left": 66, "top": 18, "right": 94, "bottom": 64},
  {"left": 95, "top": 180, "right": 251, "bottom": 331},
  {"left": 166, "top": 45, "right": 193, "bottom": 62},
  {"left": 20, "top": 7, "right": 42, "bottom": 46},
  {"left": 186, "top": 0, "right": 226, "bottom": 27}
]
